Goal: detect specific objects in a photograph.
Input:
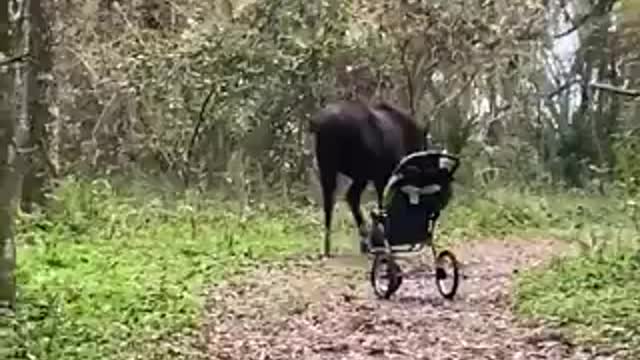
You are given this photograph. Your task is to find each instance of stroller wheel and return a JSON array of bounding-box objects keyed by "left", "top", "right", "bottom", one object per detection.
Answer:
[
  {"left": 370, "top": 254, "right": 402, "bottom": 299},
  {"left": 434, "top": 250, "right": 459, "bottom": 299}
]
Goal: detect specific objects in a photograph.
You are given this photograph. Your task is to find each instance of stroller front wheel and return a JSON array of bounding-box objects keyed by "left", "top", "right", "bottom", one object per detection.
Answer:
[
  {"left": 370, "top": 253, "right": 403, "bottom": 299},
  {"left": 434, "top": 250, "right": 459, "bottom": 299}
]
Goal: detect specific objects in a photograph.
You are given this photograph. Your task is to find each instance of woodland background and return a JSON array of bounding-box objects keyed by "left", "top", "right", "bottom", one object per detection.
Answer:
[{"left": 1, "top": 0, "right": 640, "bottom": 359}]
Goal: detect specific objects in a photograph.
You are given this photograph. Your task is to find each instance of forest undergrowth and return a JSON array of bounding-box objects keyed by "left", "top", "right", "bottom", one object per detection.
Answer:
[{"left": 2, "top": 177, "right": 639, "bottom": 359}]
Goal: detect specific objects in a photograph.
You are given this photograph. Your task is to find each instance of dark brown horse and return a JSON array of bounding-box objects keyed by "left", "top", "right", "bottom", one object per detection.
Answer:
[{"left": 309, "top": 100, "right": 428, "bottom": 257}]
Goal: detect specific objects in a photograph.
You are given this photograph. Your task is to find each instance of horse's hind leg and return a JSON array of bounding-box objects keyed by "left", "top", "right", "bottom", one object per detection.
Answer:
[
  {"left": 346, "top": 179, "right": 369, "bottom": 253},
  {"left": 346, "top": 179, "right": 367, "bottom": 236},
  {"left": 374, "top": 177, "right": 387, "bottom": 210},
  {"left": 319, "top": 167, "right": 337, "bottom": 257}
]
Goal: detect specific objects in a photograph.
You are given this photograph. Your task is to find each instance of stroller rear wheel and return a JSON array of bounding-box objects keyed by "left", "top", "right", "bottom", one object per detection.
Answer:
[
  {"left": 434, "top": 250, "right": 459, "bottom": 299},
  {"left": 370, "top": 254, "right": 403, "bottom": 299}
]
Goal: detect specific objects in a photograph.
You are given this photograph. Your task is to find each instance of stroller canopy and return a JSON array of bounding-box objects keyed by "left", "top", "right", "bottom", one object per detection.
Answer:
[{"left": 383, "top": 150, "right": 460, "bottom": 206}]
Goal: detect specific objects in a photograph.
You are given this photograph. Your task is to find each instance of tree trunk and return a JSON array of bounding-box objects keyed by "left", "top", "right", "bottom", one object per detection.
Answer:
[
  {"left": 20, "top": 0, "right": 51, "bottom": 212},
  {"left": 12, "top": 0, "right": 28, "bottom": 210},
  {"left": 0, "top": 0, "right": 17, "bottom": 312}
]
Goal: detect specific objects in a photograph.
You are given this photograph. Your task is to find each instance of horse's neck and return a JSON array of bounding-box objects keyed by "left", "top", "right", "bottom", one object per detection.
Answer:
[
  {"left": 370, "top": 104, "right": 422, "bottom": 149},
  {"left": 372, "top": 102, "right": 410, "bottom": 118}
]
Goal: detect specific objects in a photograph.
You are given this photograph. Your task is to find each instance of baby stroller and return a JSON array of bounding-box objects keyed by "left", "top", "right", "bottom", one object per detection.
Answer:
[{"left": 362, "top": 150, "right": 461, "bottom": 300}]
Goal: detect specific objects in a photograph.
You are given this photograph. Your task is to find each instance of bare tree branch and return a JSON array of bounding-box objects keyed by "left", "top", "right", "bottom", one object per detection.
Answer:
[
  {"left": 545, "top": 79, "right": 581, "bottom": 99},
  {"left": 552, "top": 6, "right": 597, "bottom": 39},
  {"left": 432, "top": 68, "right": 481, "bottom": 112},
  {"left": 552, "top": 0, "right": 617, "bottom": 39},
  {"left": 589, "top": 82, "right": 640, "bottom": 98},
  {"left": 0, "top": 52, "right": 28, "bottom": 66},
  {"left": 185, "top": 82, "right": 218, "bottom": 184}
]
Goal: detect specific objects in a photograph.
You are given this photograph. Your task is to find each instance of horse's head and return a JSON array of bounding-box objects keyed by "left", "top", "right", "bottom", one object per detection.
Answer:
[{"left": 407, "top": 122, "right": 430, "bottom": 153}]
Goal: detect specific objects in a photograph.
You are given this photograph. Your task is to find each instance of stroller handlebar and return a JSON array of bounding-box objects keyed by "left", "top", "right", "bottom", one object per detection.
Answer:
[{"left": 392, "top": 150, "right": 461, "bottom": 177}]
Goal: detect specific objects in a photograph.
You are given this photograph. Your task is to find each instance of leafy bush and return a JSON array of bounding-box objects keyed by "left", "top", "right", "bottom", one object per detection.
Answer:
[
  {"left": 436, "top": 185, "right": 628, "bottom": 242},
  {"left": 612, "top": 131, "right": 640, "bottom": 195}
]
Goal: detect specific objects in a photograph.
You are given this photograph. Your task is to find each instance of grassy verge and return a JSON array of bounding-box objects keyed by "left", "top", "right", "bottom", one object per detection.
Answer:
[
  {"left": 440, "top": 186, "right": 638, "bottom": 244},
  {"left": 438, "top": 184, "right": 640, "bottom": 352},
  {"left": 509, "top": 190, "right": 640, "bottom": 353},
  {"left": 4, "top": 178, "right": 320, "bottom": 360},
  {"left": 5, "top": 177, "right": 640, "bottom": 359},
  {"left": 515, "top": 249, "right": 640, "bottom": 350}
]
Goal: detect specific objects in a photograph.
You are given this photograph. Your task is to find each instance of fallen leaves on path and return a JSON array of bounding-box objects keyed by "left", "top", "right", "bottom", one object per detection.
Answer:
[{"left": 202, "top": 239, "right": 631, "bottom": 360}]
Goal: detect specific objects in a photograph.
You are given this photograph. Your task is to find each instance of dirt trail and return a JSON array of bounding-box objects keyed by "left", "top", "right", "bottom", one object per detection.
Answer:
[{"left": 202, "top": 239, "right": 627, "bottom": 360}]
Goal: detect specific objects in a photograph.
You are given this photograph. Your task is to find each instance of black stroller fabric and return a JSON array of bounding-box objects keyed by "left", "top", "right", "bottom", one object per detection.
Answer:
[{"left": 381, "top": 153, "right": 455, "bottom": 247}]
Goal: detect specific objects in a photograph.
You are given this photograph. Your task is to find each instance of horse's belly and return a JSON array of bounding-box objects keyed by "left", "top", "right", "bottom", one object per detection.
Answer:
[{"left": 337, "top": 150, "right": 393, "bottom": 180}]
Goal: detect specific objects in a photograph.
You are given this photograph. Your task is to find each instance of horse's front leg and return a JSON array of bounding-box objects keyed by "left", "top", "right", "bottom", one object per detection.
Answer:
[
  {"left": 319, "top": 169, "right": 337, "bottom": 258},
  {"left": 346, "top": 180, "right": 367, "bottom": 235}
]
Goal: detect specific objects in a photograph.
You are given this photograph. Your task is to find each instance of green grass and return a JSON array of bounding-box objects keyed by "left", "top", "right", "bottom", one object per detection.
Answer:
[
  {"left": 5, "top": 177, "right": 640, "bottom": 359},
  {"left": 515, "top": 250, "right": 640, "bottom": 348},
  {"left": 510, "top": 191, "right": 640, "bottom": 353},
  {"left": 4, "top": 178, "right": 321, "bottom": 360},
  {"left": 436, "top": 185, "right": 636, "bottom": 243}
]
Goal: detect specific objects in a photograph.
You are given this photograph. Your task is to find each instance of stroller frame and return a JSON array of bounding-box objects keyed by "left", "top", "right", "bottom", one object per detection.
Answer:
[{"left": 363, "top": 150, "right": 461, "bottom": 300}]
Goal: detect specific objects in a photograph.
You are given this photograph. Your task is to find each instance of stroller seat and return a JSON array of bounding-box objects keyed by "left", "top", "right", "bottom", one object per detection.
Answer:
[{"left": 369, "top": 151, "right": 459, "bottom": 248}]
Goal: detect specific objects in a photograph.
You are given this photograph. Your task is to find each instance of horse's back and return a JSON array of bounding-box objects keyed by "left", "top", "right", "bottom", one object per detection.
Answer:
[
  {"left": 371, "top": 101, "right": 424, "bottom": 151},
  {"left": 311, "top": 101, "right": 371, "bottom": 133},
  {"left": 311, "top": 101, "right": 378, "bottom": 153},
  {"left": 311, "top": 101, "right": 397, "bottom": 178}
]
